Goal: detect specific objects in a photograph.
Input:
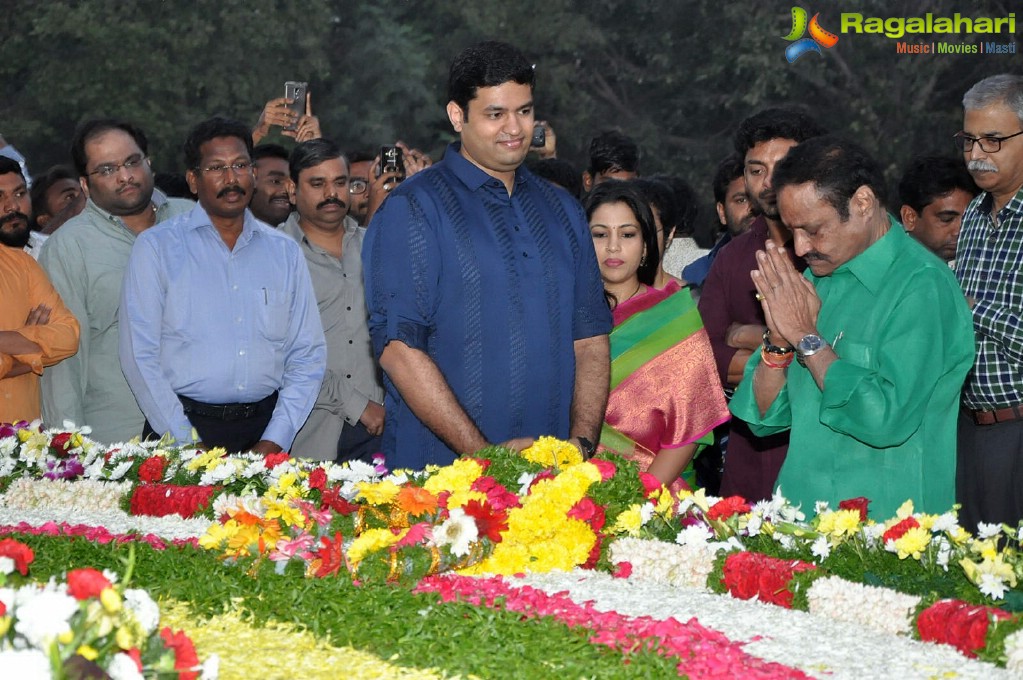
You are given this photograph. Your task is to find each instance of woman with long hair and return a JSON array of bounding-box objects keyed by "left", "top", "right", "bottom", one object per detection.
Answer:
[{"left": 586, "top": 181, "right": 730, "bottom": 492}]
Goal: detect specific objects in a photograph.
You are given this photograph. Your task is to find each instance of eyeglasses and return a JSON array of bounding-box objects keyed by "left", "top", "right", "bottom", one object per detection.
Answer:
[
  {"left": 349, "top": 179, "right": 368, "bottom": 195},
  {"left": 953, "top": 130, "right": 1023, "bottom": 153},
  {"left": 88, "top": 154, "right": 147, "bottom": 178},
  {"left": 198, "top": 161, "right": 254, "bottom": 176}
]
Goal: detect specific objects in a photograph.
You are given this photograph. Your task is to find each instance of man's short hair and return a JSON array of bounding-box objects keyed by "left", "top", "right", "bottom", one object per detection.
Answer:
[
  {"left": 587, "top": 130, "right": 640, "bottom": 176},
  {"left": 30, "top": 164, "right": 76, "bottom": 217},
  {"left": 288, "top": 138, "right": 346, "bottom": 183},
  {"left": 183, "top": 117, "right": 253, "bottom": 171},
  {"left": 70, "top": 119, "right": 149, "bottom": 177},
  {"left": 963, "top": 73, "right": 1023, "bottom": 122},
  {"left": 898, "top": 156, "right": 980, "bottom": 214},
  {"left": 447, "top": 41, "right": 535, "bottom": 112},
  {"left": 0, "top": 156, "right": 24, "bottom": 180},
  {"left": 346, "top": 150, "right": 375, "bottom": 165},
  {"left": 712, "top": 153, "right": 745, "bottom": 205},
  {"left": 253, "top": 143, "right": 290, "bottom": 163},
  {"left": 650, "top": 174, "right": 699, "bottom": 239},
  {"left": 773, "top": 135, "right": 887, "bottom": 221},
  {"left": 733, "top": 108, "right": 827, "bottom": 157},
  {"left": 529, "top": 158, "right": 582, "bottom": 198}
]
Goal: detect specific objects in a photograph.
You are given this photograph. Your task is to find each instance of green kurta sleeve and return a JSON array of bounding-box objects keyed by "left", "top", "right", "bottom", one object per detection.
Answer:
[{"left": 729, "top": 349, "right": 793, "bottom": 436}]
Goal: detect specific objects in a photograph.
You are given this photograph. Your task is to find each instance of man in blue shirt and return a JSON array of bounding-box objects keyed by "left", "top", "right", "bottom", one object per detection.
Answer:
[
  {"left": 363, "top": 41, "right": 612, "bottom": 470},
  {"left": 119, "top": 117, "right": 325, "bottom": 454}
]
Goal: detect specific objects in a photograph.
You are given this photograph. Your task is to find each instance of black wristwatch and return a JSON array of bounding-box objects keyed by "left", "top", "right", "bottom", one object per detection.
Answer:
[{"left": 576, "top": 436, "right": 597, "bottom": 459}]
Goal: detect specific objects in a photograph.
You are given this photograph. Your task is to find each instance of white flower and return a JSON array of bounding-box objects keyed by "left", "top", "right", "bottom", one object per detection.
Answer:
[
  {"left": 861, "top": 522, "right": 885, "bottom": 548},
  {"left": 930, "top": 512, "right": 958, "bottom": 534},
  {"left": 1005, "top": 630, "right": 1023, "bottom": 671},
  {"left": 778, "top": 534, "right": 796, "bottom": 550},
  {"left": 639, "top": 503, "right": 655, "bottom": 524},
  {"left": 108, "top": 460, "right": 135, "bottom": 481},
  {"left": 0, "top": 650, "right": 51, "bottom": 678},
  {"left": 811, "top": 535, "right": 831, "bottom": 561},
  {"left": 14, "top": 588, "right": 79, "bottom": 647},
  {"left": 744, "top": 513, "right": 763, "bottom": 537},
  {"left": 675, "top": 523, "right": 714, "bottom": 547},
  {"left": 814, "top": 500, "right": 830, "bottom": 515},
  {"left": 978, "top": 572, "right": 1009, "bottom": 600},
  {"left": 242, "top": 460, "right": 267, "bottom": 478},
  {"left": 108, "top": 651, "right": 146, "bottom": 680},
  {"left": 433, "top": 508, "right": 478, "bottom": 557},
  {"left": 934, "top": 536, "right": 953, "bottom": 570},
  {"left": 976, "top": 522, "right": 1003, "bottom": 539},
  {"left": 517, "top": 472, "right": 537, "bottom": 496},
  {"left": 0, "top": 557, "right": 13, "bottom": 575},
  {"left": 200, "top": 653, "right": 220, "bottom": 679},
  {"left": 123, "top": 589, "right": 160, "bottom": 634}
]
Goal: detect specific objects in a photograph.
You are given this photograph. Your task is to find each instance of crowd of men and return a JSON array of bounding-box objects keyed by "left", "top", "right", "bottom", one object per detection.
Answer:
[{"left": 1, "top": 41, "right": 1022, "bottom": 530}]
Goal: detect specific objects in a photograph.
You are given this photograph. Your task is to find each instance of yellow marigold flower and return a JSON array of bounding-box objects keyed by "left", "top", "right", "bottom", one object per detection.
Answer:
[
  {"left": 199, "top": 522, "right": 233, "bottom": 550},
  {"left": 423, "top": 458, "right": 484, "bottom": 496},
  {"left": 100, "top": 587, "right": 122, "bottom": 614},
  {"left": 76, "top": 645, "right": 99, "bottom": 661},
  {"left": 446, "top": 489, "right": 487, "bottom": 510},
  {"left": 0, "top": 617, "right": 10, "bottom": 637},
  {"left": 610, "top": 505, "right": 645, "bottom": 536},
  {"left": 817, "top": 509, "right": 861, "bottom": 539},
  {"left": 348, "top": 528, "right": 402, "bottom": 566},
  {"left": 894, "top": 526, "right": 930, "bottom": 560},
  {"left": 186, "top": 447, "right": 226, "bottom": 472},
  {"left": 357, "top": 480, "right": 401, "bottom": 506},
  {"left": 520, "top": 436, "right": 583, "bottom": 467}
]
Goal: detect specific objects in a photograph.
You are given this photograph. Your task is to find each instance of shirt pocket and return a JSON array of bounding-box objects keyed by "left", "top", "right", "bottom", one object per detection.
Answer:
[
  {"left": 257, "top": 289, "right": 290, "bottom": 343},
  {"left": 837, "top": 341, "right": 873, "bottom": 370}
]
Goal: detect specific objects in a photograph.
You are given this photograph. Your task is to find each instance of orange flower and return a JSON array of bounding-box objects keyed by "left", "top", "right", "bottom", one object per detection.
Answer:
[{"left": 396, "top": 486, "right": 439, "bottom": 516}]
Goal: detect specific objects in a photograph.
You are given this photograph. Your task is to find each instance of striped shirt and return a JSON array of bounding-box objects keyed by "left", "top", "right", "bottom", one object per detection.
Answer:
[{"left": 956, "top": 186, "right": 1023, "bottom": 409}]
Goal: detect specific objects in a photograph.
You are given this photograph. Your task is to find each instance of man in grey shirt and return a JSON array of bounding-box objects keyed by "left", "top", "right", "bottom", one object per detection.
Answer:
[
  {"left": 38, "top": 120, "right": 193, "bottom": 443},
  {"left": 280, "top": 138, "right": 384, "bottom": 462}
]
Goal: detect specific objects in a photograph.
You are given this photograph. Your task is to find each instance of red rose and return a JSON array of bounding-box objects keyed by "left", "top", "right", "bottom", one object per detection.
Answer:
[
  {"left": 138, "top": 456, "right": 167, "bottom": 483},
  {"left": 613, "top": 561, "right": 633, "bottom": 579},
  {"left": 159, "top": 628, "right": 201, "bottom": 680},
  {"left": 707, "top": 496, "right": 751, "bottom": 521},
  {"left": 838, "top": 496, "right": 870, "bottom": 522},
  {"left": 882, "top": 516, "right": 920, "bottom": 543},
  {"left": 590, "top": 458, "right": 617, "bottom": 481},
  {"left": 263, "top": 452, "right": 290, "bottom": 469},
  {"left": 0, "top": 538, "right": 34, "bottom": 575},
  {"left": 67, "top": 568, "right": 112, "bottom": 600},
  {"left": 638, "top": 472, "right": 663, "bottom": 498},
  {"left": 49, "top": 432, "right": 73, "bottom": 457},
  {"left": 308, "top": 467, "right": 327, "bottom": 490}
]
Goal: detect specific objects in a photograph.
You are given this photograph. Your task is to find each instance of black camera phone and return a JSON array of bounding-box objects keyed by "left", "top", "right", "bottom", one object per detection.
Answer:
[
  {"left": 378, "top": 145, "right": 404, "bottom": 179},
  {"left": 531, "top": 123, "right": 546, "bottom": 148}
]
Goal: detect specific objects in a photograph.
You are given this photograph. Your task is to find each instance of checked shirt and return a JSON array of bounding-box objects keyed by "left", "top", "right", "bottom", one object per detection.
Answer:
[{"left": 956, "top": 186, "right": 1023, "bottom": 410}]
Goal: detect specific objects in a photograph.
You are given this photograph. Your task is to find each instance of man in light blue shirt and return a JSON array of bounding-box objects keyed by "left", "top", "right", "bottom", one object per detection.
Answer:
[{"left": 119, "top": 117, "right": 325, "bottom": 454}]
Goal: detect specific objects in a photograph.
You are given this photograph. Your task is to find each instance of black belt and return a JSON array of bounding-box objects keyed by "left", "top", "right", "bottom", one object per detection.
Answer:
[{"left": 178, "top": 393, "right": 277, "bottom": 421}]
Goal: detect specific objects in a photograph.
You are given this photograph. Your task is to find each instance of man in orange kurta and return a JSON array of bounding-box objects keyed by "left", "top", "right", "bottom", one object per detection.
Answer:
[{"left": 0, "top": 157, "right": 79, "bottom": 423}]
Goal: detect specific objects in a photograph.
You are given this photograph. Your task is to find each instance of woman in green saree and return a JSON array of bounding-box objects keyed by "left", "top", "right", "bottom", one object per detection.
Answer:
[{"left": 586, "top": 182, "right": 730, "bottom": 493}]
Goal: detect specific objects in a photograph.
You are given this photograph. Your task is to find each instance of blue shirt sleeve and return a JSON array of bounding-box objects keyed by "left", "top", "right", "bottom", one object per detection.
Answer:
[{"left": 566, "top": 198, "right": 613, "bottom": 340}]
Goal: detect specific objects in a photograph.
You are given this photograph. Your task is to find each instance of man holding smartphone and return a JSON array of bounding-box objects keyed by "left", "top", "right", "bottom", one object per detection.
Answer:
[{"left": 363, "top": 41, "right": 611, "bottom": 470}]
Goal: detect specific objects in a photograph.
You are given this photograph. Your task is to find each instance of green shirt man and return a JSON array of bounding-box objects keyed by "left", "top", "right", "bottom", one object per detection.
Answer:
[{"left": 730, "top": 137, "right": 974, "bottom": 520}]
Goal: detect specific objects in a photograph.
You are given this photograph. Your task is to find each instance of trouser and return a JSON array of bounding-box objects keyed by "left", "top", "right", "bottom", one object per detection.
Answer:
[
  {"left": 337, "top": 420, "right": 383, "bottom": 465},
  {"left": 956, "top": 409, "right": 1023, "bottom": 533},
  {"left": 142, "top": 392, "right": 278, "bottom": 453}
]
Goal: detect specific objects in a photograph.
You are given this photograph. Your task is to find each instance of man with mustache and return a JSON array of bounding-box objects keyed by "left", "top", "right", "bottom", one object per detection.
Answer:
[
  {"left": 954, "top": 74, "right": 1023, "bottom": 532},
  {"left": 250, "top": 144, "right": 292, "bottom": 226},
  {"left": 0, "top": 156, "right": 80, "bottom": 423},
  {"left": 363, "top": 41, "right": 611, "bottom": 469},
  {"left": 730, "top": 136, "right": 974, "bottom": 519},
  {"left": 119, "top": 117, "right": 325, "bottom": 454},
  {"left": 697, "top": 108, "right": 824, "bottom": 502},
  {"left": 279, "top": 138, "right": 384, "bottom": 462},
  {"left": 38, "top": 120, "right": 193, "bottom": 443}
]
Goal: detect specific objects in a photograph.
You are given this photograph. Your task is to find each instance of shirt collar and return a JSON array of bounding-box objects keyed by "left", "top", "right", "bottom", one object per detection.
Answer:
[
  {"left": 830, "top": 213, "right": 904, "bottom": 294},
  {"left": 186, "top": 203, "right": 261, "bottom": 245},
  {"left": 280, "top": 212, "right": 360, "bottom": 254},
  {"left": 85, "top": 188, "right": 169, "bottom": 225},
  {"left": 976, "top": 184, "right": 1023, "bottom": 218},
  {"left": 443, "top": 142, "right": 528, "bottom": 192}
]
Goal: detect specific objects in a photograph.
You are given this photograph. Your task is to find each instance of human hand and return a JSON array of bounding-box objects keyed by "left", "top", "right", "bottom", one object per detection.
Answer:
[
  {"left": 364, "top": 158, "right": 402, "bottom": 224},
  {"left": 253, "top": 97, "right": 299, "bottom": 144},
  {"left": 251, "top": 439, "right": 284, "bottom": 455},
  {"left": 359, "top": 401, "right": 385, "bottom": 437},
  {"left": 288, "top": 92, "right": 321, "bottom": 142},
  {"left": 25, "top": 304, "right": 51, "bottom": 326},
  {"left": 750, "top": 240, "right": 821, "bottom": 348},
  {"left": 532, "top": 120, "right": 557, "bottom": 159},
  {"left": 725, "top": 323, "right": 768, "bottom": 350},
  {"left": 395, "top": 141, "right": 432, "bottom": 177},
  {"left": 499, "top": 437, "right": 535, "bottom": 452}
]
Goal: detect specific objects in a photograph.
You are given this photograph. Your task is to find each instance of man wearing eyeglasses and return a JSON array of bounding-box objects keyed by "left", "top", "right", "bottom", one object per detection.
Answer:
[
  {"left": 119, "top": 117, "right": 325, "bottom": 455},
  {"left": 954, "top": 74, "right": 1023, "bottom": 533},
  {"left": 38, "top": 119, "right": 193, "bottom": 444}
]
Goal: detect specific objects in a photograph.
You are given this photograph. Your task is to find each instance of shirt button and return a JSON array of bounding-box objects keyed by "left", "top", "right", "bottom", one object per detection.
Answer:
[
  {"left": 237, "top": 385, "right": 244, "bottom": 390},
  {"left": 348, "top": 340, "right": 353, "bottom": 344},
  {"left": 514, "top": 225, "right": 520, "bottom": 232},
  {"left": 522, "top": 251, "right": 529, "bottom": 257},
  {"left": 346, "top": 374, "right": 352, "bottom": 379},
  {"left": 236, "top": 317, "right": 242, "bottom": 323},
  {"left": 232, "top": 284, "right": 238, "bottom": 291},
  {"left": 346, "top": 306, "right": 351, "bottom": 311},
  {"left": 238, "top": 350, "right": 246, "bottom": 356}
]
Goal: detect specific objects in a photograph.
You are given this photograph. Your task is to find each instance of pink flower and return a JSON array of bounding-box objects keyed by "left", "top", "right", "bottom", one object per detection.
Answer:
[
  {"left": 397, "top": 522, "right": 432, "bottom": 547},
  {"left": 613, "top": 561, "right": 633, "bottom": 579},
  {"left": 590, "top": 458, "right": 617, "bottom": 481},
  {"left": 270, "top": 534, "right": 315, "bottom": 562}
]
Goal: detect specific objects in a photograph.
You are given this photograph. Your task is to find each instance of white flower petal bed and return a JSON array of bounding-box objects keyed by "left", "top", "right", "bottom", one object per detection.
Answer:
[{"left": 508, "top": 569, "right": 1012, "bottom": 679}]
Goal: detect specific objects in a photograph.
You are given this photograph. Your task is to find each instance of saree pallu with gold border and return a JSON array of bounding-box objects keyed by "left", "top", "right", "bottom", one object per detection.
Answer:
[{"left": 601, "top": 281, "right": 730, "bottom": 492}]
